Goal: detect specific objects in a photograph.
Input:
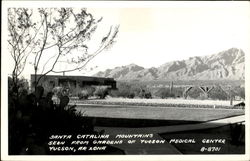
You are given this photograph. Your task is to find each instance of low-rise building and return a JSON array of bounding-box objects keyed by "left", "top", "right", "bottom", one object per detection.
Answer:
[{"left": 30, "top": 74, "right": 116, "bottom": 91}]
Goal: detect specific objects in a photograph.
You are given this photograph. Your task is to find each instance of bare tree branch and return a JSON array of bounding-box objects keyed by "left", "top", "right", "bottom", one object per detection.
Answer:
[{"left": 8, "top": 7, "right": 119, "bottom": 90}]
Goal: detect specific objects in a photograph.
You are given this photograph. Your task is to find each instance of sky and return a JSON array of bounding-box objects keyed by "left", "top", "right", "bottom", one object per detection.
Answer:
[
  {"left": 3, "top": 1, "right": 250, "bottom": 78},
  {"left": 87, "top": 5, "right": 250, "bottom": 74}
]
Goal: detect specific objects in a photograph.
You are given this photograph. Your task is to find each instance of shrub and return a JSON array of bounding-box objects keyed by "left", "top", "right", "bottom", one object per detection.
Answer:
[
  {"left": 172, "top": 87, "right": 184, "bottom": 98},
  {"left": 8, "top": 76, "right": 29, "bottom": 97},
  {"left": 144, "top": 91, "right": 152, "bottom": 99},
  {"left": 52, "top": 86, "right": 64, "bottom": 98},
  {"left": 128, "top": 92, "right": 135, "bottom": 99},
  {"left": 52, "top": 85, "right": 96, "bottom": 100},
  {"left": 8, "top": 77, "right": 124, "bottom": 155},
  {"left": 130, "top": 84, "right": 143, "bottom": 97},
  {"left": 68, "top": 86, "right": 82, "bottom": 97},
  {"left": 186, "top": 87, "right": 203, "bottom": 99},
  {"left": 109, "top": 89, "right": 119, "bottom": 97},
  {"left": 110, "top": 82, "right": 154, "bottom": 99},
  {"left": 76, "top": 86, "right": 95, "bottom": 100},
  {"left": 94, "top": 86, "right": 109, "bottom": 99},
  {"left": 84, "top": 86, "right": 95, "bottom": 97},
  {"left": 232, "top": 86, "right": 245, "bottom": 100},
  {"left": 110, "top": 82, "right": 134, "bottom": 98},
  {"left": 137, "top": 89, "right": 152, "bottom": 99},
  {"left": 155, "top": 88, "right": 175, "bottom": 98},
  {"left": 78, "top": 90, "right": 89, "bottom": 99},
  {"left": 118, "top": 82, "right": 133, "bottom": 98},
  {"left": 208, "top": 86, "right": 228, "bottom": 100},
  {"left": 238, "top": 88, "right": 245, "bottom": 99},
  {"left": 8, "top": 84, "right": 85, "bottom": 154}
]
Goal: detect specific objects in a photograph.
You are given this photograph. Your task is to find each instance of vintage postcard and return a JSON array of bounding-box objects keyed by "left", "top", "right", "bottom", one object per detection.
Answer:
[{"left": 1, "top": 1, "right": 250, "bottom": 161}]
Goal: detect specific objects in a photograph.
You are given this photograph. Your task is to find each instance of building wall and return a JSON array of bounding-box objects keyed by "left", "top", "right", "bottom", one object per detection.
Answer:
[{"left": 30, "top": 75, "right": 117, "bottom": 91}]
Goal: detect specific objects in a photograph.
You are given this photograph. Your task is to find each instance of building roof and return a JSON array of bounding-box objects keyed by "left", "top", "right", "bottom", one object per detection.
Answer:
[{"left": 30, "top": 74, "right": 115, "bottom": 81}]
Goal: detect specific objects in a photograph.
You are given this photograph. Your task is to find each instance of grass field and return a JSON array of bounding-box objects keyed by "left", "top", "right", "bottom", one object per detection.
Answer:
[
  {"left": 72, "top": 97, "right": 244, "bottom": 109},
  {"left": 76, "top": 104, "right": 244, "bottom": 122},
  {"left": 75, "top": 97, "right": 245, "bottom": 154},
  {"left": 74, "top": 97, "right": 245, "bottom": 154}
]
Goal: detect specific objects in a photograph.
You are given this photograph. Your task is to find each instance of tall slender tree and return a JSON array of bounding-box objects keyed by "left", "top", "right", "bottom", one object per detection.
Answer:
[{"left": 8, "top": 8, "right": 36, "bottom": 94}]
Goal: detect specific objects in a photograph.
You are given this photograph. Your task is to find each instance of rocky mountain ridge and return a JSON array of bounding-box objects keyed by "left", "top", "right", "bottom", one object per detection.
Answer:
[{"left": 94, "top": 48, "right": 245, "bottom": 81}]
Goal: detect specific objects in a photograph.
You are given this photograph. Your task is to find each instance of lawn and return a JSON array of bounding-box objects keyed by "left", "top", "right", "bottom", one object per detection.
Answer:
[
  {"left": 72, "top": 97, "right": 244, "bottom": 109},
  {"left": 75, "top": 97, "right": 244, "bottom": 127},
  {"left": 76, "top": 104, "right": 244, "bottom": 122},
  {"left": 75, "top": 98, "right": 245, "bottom": 154}
]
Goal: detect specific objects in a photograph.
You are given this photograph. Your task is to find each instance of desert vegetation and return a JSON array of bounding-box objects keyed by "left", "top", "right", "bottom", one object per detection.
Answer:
[
  {"left": 36, "top": 79, "right": 245, "bottom": 110},
  {"left": 66, "top": 80, "right": 245, "bottom": 110},
  {"left": 108, "top": 81, "right": 244, "bottom": 101},
  {"left": 8, "top": 77, "right": 124, "bottom": 155},
  {"left": 7, "top": 7, "right": 121, "bottom": 155},
  {"left": 109, "top": 82, "right": 152, "bottom": 99}
]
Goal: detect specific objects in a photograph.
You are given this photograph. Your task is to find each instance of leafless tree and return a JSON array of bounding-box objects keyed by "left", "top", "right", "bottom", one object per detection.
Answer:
[{"left": 8, "top": 8, "right": 119, "bottom": 92}]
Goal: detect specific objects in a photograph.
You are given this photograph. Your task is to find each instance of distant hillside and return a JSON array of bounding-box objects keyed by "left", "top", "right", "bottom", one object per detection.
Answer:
[{"left": 94, "top": 48, "right": 245, "bottom": 81}]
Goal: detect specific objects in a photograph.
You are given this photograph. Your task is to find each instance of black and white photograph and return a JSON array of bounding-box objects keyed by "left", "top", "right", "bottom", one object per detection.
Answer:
[{"left": 1, "top": 1, "right": 250, "bottom": 160}]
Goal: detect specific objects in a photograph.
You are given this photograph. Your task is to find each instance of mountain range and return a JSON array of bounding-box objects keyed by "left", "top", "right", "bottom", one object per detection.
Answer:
[{"left": 94, "top": 48, "right": 245, "bottom": 81}]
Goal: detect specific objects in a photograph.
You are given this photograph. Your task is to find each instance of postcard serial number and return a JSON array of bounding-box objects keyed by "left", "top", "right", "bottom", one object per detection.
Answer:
[{"left": 200, "top": 146, "right": 221, "bottom": 152}]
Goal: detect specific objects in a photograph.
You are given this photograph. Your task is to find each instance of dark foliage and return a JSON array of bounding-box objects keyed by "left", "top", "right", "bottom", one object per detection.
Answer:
[
  {"left": 110, "top": 82, "right": 134, "bottom": 98},
  {"left": 230, "top": 123, "right": 245, "bottom": 145},
  {"left": 155, "top": 88, "right": 175, "bottom": 99},
  {"left": 77, "top": 86, "right": 95, "bottom": 100},
  {"left": 94, "top": 86, "right": 109, "bottom": 99},
  {"left": 131, "top": 84, "right": 152, "bottom": 99},
  {"left": 232, "top": 86, "right": 245, "bottom": 99},
  {"left": 8, "top": 78, "right": 123, "bottom": 155},
  {"left": 208, "top": 86, "right": 228, "bottom": 100},
  {"left": 186, "top": 87, "right": 203, "bottom": 99},
  {"left": 110, "top": 82, "right": 152, "bottom": 99}
]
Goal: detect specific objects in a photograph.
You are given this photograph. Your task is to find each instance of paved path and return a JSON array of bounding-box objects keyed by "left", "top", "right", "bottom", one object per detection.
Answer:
[
  {"left": 96, "top": 115, "right": 245, "bottom": 134},
  {"left": 94, "top": 115, "right": 245, "bottom": 154}
]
